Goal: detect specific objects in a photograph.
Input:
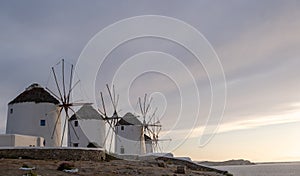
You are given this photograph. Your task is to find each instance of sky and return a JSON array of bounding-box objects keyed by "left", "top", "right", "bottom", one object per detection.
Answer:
[{"left": 1, "top": 0, "right": 300, "bottom": 162}]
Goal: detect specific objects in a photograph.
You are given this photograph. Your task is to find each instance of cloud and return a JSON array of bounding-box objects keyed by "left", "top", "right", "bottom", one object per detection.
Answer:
[
  {"left": 218, "top": 3, "right": 300, "bottom": 75},
  {"left": 164, "top": 102, "right": 300, "bottom": 141}
]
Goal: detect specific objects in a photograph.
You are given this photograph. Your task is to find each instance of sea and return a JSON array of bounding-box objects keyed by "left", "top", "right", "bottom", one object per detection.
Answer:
[{"left": 214, "top": 162, "right": 300, "bottom": 176}]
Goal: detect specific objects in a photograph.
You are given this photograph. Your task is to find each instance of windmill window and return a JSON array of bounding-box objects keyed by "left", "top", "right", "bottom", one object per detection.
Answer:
[
  {"left": 40, "top": 120, "right": 46, "bottom": 126},
  {"left": 73, "top": 143, "right": 79, "bottom": 147},
  {"left": 120, "top": 146, "right": 125, "bottom": 154},
  {"left": 121, "top": 126, "right": 124, "bottom": 130},
  {"left": 10, "top": 108, "right": 13, "bottom": 114},
  {"left": 74, "top": 120, "right": 78, "bottom": 127}
]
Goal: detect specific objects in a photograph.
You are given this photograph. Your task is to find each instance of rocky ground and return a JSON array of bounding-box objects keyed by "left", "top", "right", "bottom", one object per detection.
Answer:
[{"left": 0, "top": 158, "right": 230, "bottom": 176}]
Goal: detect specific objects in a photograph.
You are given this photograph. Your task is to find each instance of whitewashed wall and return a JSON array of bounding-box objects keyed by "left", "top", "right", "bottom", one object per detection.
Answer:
[
  {"left": 68, "top": 119, "right": 105, "bottom": 148},
  {"left": 115, "top": 125, "right": 146, "bottom": 155},
  {"left": 0, "top": 134, "right": 44, "bottom": 147},
  {"left": 6, "top": 102, "right": 61, "bottom": 147}
]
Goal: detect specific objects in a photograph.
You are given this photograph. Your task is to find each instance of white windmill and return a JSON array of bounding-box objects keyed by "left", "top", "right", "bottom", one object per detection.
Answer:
[
  {"left": 137, "top": 94, "right": 164, "bottom": 153},
  {"left": 6, "top": 83, "right": 60, "bottom": 147},
  {"left": 114, "top": 112, "right": 145, "bottom": 155},
  {"left": 68, "top": 104, "right": 105, "bottom": 148},
  {"left": 114, "top": 93, "right": 170, "bottom": 155},
  {"left": 139, "top": 95, "right": 172, "bottom": 153}
]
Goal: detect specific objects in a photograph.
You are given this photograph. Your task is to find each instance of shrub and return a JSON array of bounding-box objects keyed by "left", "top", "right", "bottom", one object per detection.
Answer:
[
  {"left": 22, "top": 164, "right": 30, "bottom": 168},
  {"left": 57, "top": 162, "right": 75, "bottom": 171}
]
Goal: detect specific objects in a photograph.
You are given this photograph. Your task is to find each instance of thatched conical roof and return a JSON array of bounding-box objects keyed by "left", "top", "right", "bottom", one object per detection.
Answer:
[{"left": 9, "top": 83, "right": 59, "bottom": 105}]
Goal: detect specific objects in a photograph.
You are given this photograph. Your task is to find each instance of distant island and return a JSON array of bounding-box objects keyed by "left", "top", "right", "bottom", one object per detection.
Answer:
[{"left": 198, "top": 159, "right": 255, "bottom": 166}]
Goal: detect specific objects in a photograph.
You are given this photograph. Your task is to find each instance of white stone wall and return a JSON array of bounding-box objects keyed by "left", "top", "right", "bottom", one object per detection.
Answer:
[{"left": 6, "top": 102, "right": 61, "bottom": 147}]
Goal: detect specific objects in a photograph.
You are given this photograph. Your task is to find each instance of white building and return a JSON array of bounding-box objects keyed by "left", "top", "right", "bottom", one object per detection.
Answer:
[
  {"left": 115, "top": 112, "right": 153, "bottom": 155},
  {"left": 0, "top": 134, "right": 44, "bottom": 147},
  {"left": 68, "top": 105, "right": 105, "bottom": 148},
  {"left": 6, "top": 83, "right": 61, "bottom": 147}
]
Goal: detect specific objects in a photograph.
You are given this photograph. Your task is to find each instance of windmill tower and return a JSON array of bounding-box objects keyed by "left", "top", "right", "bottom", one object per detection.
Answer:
[
  {"left": 6, "top": 83, "right": 61, "bottom": 147},
  {"left": 45, "top": 59, "right": 90, "bottom": 146},
  {"left": 98, "top": 84, "right": 121, "bottom": 153},
  {"left": 68, "top": 105, "right": 105, "bottom": 148},
  {"left": 114, "top": 112, "right": 145, "bottom": 155}
]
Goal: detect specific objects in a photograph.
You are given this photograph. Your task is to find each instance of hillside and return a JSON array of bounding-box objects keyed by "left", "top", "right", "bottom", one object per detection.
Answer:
[
  {"left": 198, "top": 159, "right": 255, "bottom": 166},
  {"left": 0, "top": 158, "right": 232, "bottom": 176}
]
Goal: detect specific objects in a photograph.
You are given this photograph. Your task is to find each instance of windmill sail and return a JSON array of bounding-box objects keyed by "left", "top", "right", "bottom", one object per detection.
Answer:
[
  {"left": 98, "top": 84, "right": 121, "bottom": 153},
  {"left": 46, "top": 59, "right": 91, "bottom": 146}
]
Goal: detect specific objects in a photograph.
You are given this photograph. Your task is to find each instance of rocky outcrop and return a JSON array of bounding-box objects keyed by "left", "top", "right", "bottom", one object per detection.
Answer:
[{"left": 156, "top": 156, "right": 230, "bottom": 175}]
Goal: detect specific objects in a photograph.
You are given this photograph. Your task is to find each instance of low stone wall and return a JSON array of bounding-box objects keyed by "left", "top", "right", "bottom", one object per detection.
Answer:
[{"left": 0, "top": 147, "right": 105, "bottom": 161}]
